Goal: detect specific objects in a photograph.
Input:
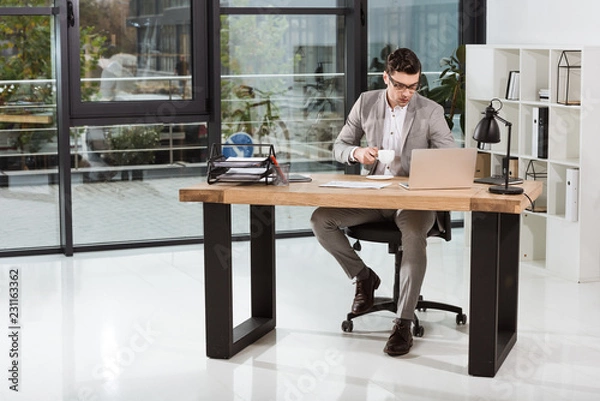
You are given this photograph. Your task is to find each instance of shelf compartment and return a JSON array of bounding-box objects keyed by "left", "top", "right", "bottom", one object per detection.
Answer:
[
  {"left": 493, "top": 49, "right": 521, "bottom": 100},
  {"left": 548, "top": 106, "right": 580, "bottom": 162},
  {"left": 519, "top": 104, "right": 550, "bottom": 158},
  {"left": 520, "top": 212, "right": 546, "bottom": 262},
  {"left": 466, "top": 46, "right": 520, "bottom": 100},
  {"left": 520, "top": 49, "right": 550, "bottom": 103},
  {"left": 524, "top": 159, "right": 548, "bottom": 213},
  {"left": 547, "top": 163, "right": 574, "bottom": 218},
  {"left": 546, "top": 218, "right": 580, "bottom": 280}
]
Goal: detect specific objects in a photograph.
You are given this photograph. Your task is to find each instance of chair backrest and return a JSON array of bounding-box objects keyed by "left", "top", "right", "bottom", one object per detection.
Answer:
[{"left": 344, "top": 211, "right": 452, "bottom": 246}]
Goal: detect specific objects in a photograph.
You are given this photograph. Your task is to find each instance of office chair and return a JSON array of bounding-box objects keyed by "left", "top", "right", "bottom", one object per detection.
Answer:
[{"left": 341, "top": 211, "right": 467, "bottom": 336}]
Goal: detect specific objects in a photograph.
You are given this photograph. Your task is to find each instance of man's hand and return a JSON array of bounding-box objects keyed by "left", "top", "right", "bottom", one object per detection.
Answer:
[{"left": 353, "top": 147, "right": 379, "bottom": 165}]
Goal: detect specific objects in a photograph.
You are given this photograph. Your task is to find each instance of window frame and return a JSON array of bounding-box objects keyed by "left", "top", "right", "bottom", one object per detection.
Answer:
[{"left": 67, "top": 0, "right": 209, "bottom": 125}]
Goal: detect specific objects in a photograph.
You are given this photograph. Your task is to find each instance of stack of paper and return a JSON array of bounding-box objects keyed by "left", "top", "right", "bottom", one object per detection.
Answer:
[{"left": 319, "top": 180, "right": 391, "bottom": 189}]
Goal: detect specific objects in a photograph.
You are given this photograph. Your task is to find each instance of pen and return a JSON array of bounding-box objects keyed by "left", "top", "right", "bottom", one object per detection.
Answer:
[{"left": 270, "top": 155, "right": 286, "bottom": 183}]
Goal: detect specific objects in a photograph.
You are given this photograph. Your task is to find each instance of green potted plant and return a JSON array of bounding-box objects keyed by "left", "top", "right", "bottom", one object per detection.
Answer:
[{"left": 420, "top": 45, "right": 465, "bottom": 135}]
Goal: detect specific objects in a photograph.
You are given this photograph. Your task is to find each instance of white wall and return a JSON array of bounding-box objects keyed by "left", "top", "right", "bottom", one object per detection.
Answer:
[{"left": 487, "top": 0, "right": 600, "bottom": 46}]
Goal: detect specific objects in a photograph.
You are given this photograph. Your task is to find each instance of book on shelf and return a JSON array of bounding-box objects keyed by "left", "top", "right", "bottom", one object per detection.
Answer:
[
  {"left": 532, "top": 106, "right": 548, "bottom": 159},
  {"left": 505, "top": 71, "right": 520, "bottom": 100}
]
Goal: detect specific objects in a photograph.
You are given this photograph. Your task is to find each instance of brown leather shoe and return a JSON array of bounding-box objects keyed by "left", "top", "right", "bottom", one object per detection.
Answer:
[
  {"left": 351, "top": 268, "right": 381, "bottom": 314},
  {"left": 384, "top": 320, "right": 413, "bottom": 356}
]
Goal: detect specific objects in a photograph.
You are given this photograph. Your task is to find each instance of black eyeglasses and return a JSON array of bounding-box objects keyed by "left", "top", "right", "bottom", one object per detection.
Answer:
[{"left": 387, "top": 75, "right": 420, "bottom": 93}]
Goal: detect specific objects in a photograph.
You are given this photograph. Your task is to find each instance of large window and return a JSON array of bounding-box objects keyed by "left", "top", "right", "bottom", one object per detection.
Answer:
[
  {"left": 218, "top": 7, "right": 349, "bottom": 236},
  {"left": 69, "top": 121, "right": 208, "bottom": 246},
  {"left": 66, "top": 0, "right": 211, "bottom": 247},
  {"left": 69, "top": 0, "right": 207, "bottom": 120},
  {"left": 221, "top": 12, "right": 346, "bottom": 165},
  {"left": 368, "top": 0, "right": 463, "bottom": 141},
  {"left": 0, "top": 1, "right": 482, "bottom": 255},
  {"left": 0, "top": 11, "right": 59, "bottom": 250},
  {"left": 368, "top": 0, "right": 460, "bottom": 78},
  {"left": 0, "top": 1, "right": 211, "bottom": 253}
]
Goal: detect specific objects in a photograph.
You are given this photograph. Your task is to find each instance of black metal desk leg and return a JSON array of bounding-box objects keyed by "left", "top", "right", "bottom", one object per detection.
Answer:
[
  {"left": 250, "top": 205, "right": 276, "bottom": 323},
  {"left": 203, "top": 203, "right": 277, "bottom": 359},
  {"left": 203, "top": 202, "right": 234, "bottom": 358},
  {"left": 469, "top": 211, "right": 521, "bottom": 377}
]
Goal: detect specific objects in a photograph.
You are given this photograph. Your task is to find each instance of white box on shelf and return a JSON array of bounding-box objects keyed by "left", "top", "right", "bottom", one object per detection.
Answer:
[{"left": 565, "top": 168, "right": 579, "bottom": 222}]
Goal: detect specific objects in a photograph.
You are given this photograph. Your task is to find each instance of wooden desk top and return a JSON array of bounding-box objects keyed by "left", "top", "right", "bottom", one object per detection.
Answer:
[{"left": 179, "top": 173, "right": 543, "bottom": 215}]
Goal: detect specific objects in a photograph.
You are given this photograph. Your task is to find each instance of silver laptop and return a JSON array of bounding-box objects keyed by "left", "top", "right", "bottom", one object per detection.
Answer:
[{"left": 399, "top": 148, "right": 477, "bottom": 190}]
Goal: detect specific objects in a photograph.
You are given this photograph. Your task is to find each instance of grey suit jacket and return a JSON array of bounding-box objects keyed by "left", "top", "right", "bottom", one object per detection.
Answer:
[{"left": 333, "top": 89, "right": 456, "bottom": 176}]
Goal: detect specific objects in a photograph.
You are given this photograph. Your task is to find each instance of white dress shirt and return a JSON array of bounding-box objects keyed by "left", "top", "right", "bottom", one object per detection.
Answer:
[{"left": 380, "top": 104, "right": 406, "bottom": 174}]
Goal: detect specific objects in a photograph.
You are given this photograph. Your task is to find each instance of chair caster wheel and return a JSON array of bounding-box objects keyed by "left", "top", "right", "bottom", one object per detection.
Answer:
[
  {"left": 341, "top": 320, "right": 354, "bottom": 332},
  {"left": 413, "top": 324, "right": 424, "bottom": 337},
  {"left": 456, "top": 313, "right": 467, "bottom": 325}
]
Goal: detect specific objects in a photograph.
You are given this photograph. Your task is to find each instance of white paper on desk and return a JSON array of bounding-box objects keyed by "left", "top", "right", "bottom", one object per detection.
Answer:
[
  {"left": 319, "top": 180, "right": 391, "bottom": 189},
  {"left": 226, "top": 157, "right": 268, "bottom": 162},
  {"left": 225, "top": 167, "right": 269, "bottom": 175}
]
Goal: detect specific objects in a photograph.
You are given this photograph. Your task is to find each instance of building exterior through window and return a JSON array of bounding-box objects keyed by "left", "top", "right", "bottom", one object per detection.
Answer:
[{"left": 0, "top": 1, "right": 474, "bottom": 255}]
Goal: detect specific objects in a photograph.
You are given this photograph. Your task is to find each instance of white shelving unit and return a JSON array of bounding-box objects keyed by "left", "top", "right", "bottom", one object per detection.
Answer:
[{"left": 465, "top": 45, "right": 600, "bottom": 282}]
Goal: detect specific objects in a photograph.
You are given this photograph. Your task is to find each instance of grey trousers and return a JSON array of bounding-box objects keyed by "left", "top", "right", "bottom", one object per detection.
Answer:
[{"left": 310, "top": 207, "right": 436, "bottom": 320}]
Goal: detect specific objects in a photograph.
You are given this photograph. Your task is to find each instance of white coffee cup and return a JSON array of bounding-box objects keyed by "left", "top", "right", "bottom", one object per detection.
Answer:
[{"left": 377, "top": 149, "right": 395, "bottom": 164}]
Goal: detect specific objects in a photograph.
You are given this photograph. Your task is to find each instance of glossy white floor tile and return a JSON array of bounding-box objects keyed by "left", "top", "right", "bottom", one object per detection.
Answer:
[{"left": 1, "top": 229, "right": 600, "bottom": 401}]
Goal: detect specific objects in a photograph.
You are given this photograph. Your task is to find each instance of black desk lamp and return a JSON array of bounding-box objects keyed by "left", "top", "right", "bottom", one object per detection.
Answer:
[{"left": 473, "top": 99, "right": 524, "bottom": 195}]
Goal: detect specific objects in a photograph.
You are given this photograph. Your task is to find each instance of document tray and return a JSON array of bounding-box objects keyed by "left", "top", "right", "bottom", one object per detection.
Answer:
[{"left": 207, "top": 143, "right": 278, "bottom": 184}]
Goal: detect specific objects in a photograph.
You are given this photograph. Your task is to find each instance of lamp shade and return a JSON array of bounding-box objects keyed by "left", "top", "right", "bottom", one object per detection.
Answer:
[
  {"left": 472, "top": 105, "right": 501, "bottom": 144},
  {"left": 471, "top": 99, "right": 523, "bottom": 195}
]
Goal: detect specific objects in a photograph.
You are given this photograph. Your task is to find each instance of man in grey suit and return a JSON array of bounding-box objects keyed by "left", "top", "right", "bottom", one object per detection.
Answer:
[{"left": 311, "top": 48, "right": 455, "bottom": 356}]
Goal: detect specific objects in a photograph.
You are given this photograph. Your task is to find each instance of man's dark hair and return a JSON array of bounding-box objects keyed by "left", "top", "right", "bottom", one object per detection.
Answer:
[{"left": 385, "top": 48, "right": 421, "bottom": 75}]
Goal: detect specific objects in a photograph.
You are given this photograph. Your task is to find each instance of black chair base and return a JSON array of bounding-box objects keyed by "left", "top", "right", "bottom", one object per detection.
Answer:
[
  {"left": 341, "top": 295, "right": 467, "bottom": 336},
  {"left": 341, "top": 214, "right": 467, "bottom": 336},
  {"left": 342, "top": 295, "right": 397, "bottom": 333}
]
